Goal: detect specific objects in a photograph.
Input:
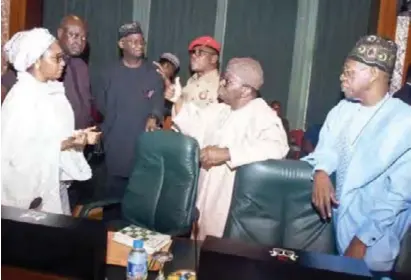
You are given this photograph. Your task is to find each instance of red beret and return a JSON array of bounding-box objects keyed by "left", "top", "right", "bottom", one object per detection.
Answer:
[{"left": 188, "top": 36, "right": 221, "bottom": 53}]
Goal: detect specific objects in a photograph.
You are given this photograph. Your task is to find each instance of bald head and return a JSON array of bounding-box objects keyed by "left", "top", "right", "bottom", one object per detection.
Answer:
[
  {"left": 218, "top": 57, "right": 264, "bottom": 109},
  {"left": 57, "top": 15, "right": 87, "bottom": 57},
  {"left": 226, "top": 57, "right": 264, "bottom": 90},
  {"left": 60, "top": 15, "right": 86, "bottom": 29}
]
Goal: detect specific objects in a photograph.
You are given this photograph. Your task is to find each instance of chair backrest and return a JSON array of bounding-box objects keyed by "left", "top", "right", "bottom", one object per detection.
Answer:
[
  {"left": 395, "top": 226, "right": 411, "bottom": 274},
  {"left": 122, "top": 131, "right": 200, "bottom": 235},
  {"left": 224, "top": 159, "right": 337, "bottom": 254}
]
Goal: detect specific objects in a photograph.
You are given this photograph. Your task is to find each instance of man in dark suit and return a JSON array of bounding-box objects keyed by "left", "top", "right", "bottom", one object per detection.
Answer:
[{"left": 394, "top": 64, "right": 411, "bottom": 105}]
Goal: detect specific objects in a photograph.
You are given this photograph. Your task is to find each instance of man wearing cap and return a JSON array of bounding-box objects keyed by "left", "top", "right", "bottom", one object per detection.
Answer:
[
  {"left": 156, "top": 52, "right": 180, "bottom": 86},
  {"left": 155, "top": 53, "right": 180, "bottom": 120},
  {"left": 168, "top": 57, "right": 289, "bottom": 240},
  {"left": 158, "top": 36, "right": 221, "bottom": 109},
  {"left": 95, "top": 22, "right": 164, "bottom": 212},
  {"left": 303, "top": 35, "right": 411, "bottom": 273}
]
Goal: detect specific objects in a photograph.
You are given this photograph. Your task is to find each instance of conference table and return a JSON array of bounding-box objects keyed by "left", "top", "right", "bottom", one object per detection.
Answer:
[{"left": 2, "top": 206, "right": 410, "bottom": 280}]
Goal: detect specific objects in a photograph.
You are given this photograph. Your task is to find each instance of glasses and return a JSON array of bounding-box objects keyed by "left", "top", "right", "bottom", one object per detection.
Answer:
[
  {"left": 341, "top": 66, "right": 369, "bottom": 79},
  {"left": 269, "top": 248, "right": 298, "bottom": 261},
  {"left": 220, "top": 75, "right": 257, "bottom": 91},
  {"left": 189, "top": 49, "right": 215, "bottom": 57},
  {"left": 220, "top": 76, "right": 235, "bottom": 88},
  {"left": 44, "top": 53, "right": 65, "bottom": 64}
]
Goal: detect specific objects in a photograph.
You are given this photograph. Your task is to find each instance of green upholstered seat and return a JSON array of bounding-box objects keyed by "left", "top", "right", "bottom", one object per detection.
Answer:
[
  {"left": 80, "top": 130, "right": 200, "bottom": 236},
  {"left": 224, "top": 159, "right": 337, "bottom": 254},
  {"left": 224, "top": 159, "right": 411, "bottom": 274}
]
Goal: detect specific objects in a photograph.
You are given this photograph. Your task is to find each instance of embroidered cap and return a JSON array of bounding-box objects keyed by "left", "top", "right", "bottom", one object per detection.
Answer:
[
  {"left": 347, "top": 35, "right": 397, "bottom": 75},
  {"left": 118, "top": 21, "right": 143, "bottom": 39}
]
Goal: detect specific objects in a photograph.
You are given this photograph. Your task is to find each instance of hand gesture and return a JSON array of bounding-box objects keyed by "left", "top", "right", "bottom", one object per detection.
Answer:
[
  {"left": 153, "top": 61, "right": 172, "bottom": 87},
  {"left": 84, "top": 126, "right": 102, "bottom": 145},
  {"left": 145, "top": 117, "right": 159, "bottom": 132},
  {"left": 200, "top": 146, "right": 230, "bottom": 170},
  {"left": 165, "top": 77, "right": 182, "bottom": 103},
  {"left": 312, "top": 170, "right": 339, "bottom": 220}
]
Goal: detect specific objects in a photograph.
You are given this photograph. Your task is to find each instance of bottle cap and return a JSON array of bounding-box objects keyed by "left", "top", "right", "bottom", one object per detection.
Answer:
[{"left": 133, "top": 239, "right": 143, "bottom": 249}]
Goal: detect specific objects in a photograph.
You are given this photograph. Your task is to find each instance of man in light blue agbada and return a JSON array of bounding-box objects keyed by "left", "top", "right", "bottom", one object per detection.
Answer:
[{"left": 303, "top": 35, "right": 411, "bottom": 272}]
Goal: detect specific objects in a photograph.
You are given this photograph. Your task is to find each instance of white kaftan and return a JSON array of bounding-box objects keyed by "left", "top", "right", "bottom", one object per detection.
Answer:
[
  {"left": 1, "top": 72, "right": 92, "bottom": 215},
  {"left": 173, "top": 98, "right": 289, "bottom": 240}
]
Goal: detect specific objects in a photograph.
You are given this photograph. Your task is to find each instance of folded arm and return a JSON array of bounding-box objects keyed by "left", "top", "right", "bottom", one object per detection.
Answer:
[{"left": 172, "top": 101, "right": 216, "bottom": 146}]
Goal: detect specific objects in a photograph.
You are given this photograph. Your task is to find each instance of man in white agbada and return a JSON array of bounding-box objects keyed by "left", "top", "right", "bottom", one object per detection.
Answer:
[
  {"left": 2, "top": 28, "right": 100, "bottom": 215},
  {"left": 168, "top": 57, "right": 289, "bottom": 240}
]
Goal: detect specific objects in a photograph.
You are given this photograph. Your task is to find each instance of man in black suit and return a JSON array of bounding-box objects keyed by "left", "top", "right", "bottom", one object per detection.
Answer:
[{"left": 394, "top": 64, "right": 411, "bottom": 105}]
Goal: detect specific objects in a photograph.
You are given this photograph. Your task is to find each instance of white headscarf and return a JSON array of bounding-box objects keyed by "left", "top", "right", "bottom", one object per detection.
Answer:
[{"left": 4, "top": 28, "right": 56, "bottom": 72}]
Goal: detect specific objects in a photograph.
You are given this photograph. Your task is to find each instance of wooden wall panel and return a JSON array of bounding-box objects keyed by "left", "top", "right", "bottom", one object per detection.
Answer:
[
  {"left": 377, "top": 0, "right": 398, "bottom": 40},
  {"left": 9, "top": 0, "right": 43, "bottom": 37}
]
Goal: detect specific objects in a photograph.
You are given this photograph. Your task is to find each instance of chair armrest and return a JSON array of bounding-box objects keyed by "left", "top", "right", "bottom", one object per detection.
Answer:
[{"left": 78, "top": 199, "right": 121, "bottom": 217}]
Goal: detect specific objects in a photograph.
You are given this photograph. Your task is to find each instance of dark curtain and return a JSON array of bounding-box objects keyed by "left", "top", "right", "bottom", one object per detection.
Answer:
[
  {"left": 147, "top": 0, "right": 218, "bottom": 83},
  {"left": 306, "top": 0, "right": 372, "bottom": 127},
  {"left": 223, "top": 0, "right": 298, "bottom": 112},
  {"left": 42, "top": 0, "right": 134, "bottom": 92}
]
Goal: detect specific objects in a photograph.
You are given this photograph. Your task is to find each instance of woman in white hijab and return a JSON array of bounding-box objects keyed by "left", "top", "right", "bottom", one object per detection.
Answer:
[{"left": 2, "top": 28, "right": 99, "bottom": 215}]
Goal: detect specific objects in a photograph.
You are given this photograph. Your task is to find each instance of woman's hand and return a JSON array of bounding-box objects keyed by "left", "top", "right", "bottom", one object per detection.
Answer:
[
  {"left": 72, "top": 131, "right": 88, "bottom": 150},
  {"left": 84, "top": 126, "right": 102, "bottom": 145}
]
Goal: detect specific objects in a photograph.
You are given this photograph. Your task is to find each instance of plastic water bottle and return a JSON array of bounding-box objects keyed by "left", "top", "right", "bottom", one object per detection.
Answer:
[{"left": 126, "top": 239, "right": 148, "bottom": 280}]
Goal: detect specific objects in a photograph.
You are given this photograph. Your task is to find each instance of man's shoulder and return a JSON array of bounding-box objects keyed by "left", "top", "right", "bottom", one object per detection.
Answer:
[
  {"left": 1, "top": 68, "right": 17, "bottom": 89},
  {"left": 70, "top": 57, "right": 88, "bottom": 66},
  {"left": 244, "top": 98, "right": 280, "bottom": 124},
  {"left": 142, "top": 61, "right": 163, "bottom": 81}
]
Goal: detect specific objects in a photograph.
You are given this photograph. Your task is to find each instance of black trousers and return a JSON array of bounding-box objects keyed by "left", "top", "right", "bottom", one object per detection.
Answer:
[
  {"left": 102, "top": 174, "right": 129, "bottom": 222},
  {"left": 67, "top": 145, "right": 98, "bottom": 211}
]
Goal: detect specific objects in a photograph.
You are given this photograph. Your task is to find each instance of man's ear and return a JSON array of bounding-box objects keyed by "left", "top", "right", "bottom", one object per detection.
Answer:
[
  {"left": 240, "top": 86, "right": 253, "bottom": 98},
  {"left": 118, "top": 39, "right": 124, "bottom": 50},
  {"left": 370, "top": 67, "right": 379, "bottom": 83},
  {"left": 211, "top": 54, "right": 219, "bottom": 65},
  {"left": 57, "top": 28, "right": 63, "bottom": 40}
]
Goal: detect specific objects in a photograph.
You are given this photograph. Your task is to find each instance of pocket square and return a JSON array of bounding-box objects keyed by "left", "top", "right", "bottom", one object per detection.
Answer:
[{"left": 146, "top": 90, "right": 155, "bottom": 99}]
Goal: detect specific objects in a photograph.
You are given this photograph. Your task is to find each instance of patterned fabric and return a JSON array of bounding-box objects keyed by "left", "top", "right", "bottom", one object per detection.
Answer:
[
  {"left": 348, "top": 35, "right": 397, "bottom": 75},
  {"left": 335, "top": 132, "right": 352, "bottom": 202},
  {"left": 182, "top": 69, "right": 220, "bottom": 108},
  {"left": 390, "top": 16, "right": 410, "bottom": 93}
]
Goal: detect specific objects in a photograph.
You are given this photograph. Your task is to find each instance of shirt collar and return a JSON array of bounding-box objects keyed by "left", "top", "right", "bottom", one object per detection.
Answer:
[{"left": 192, "top": 69, "right": 219, "bottom": 81}]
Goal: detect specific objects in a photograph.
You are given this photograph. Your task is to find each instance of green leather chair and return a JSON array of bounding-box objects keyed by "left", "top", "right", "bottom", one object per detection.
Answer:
[
  {"left": 224, "top": 159, "right": 411, "bottom": 273},
  {"left": 224, "top": 159, "right": 337, "bottom": 253},
  {"left": 80, "top": 130, "right": 200, "bottom": 236}
]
